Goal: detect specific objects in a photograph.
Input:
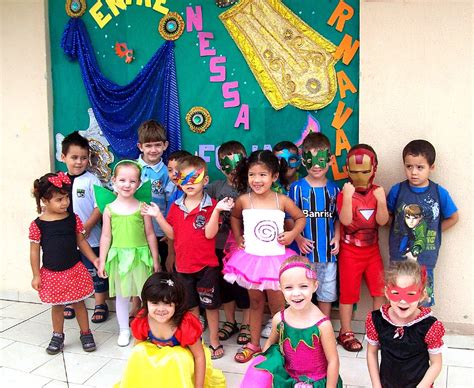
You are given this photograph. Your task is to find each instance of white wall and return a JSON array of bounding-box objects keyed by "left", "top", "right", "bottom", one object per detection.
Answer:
[{"left": 0, "top": 0, "right": 472, "bottom": 332}]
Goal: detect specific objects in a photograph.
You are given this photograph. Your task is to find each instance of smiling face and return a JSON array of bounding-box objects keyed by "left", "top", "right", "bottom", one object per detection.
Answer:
[
  {"left": 386, "top": 274, "right": 423, "bottom": 322},
  {"left": 280, "top": 266, "right": 318, "bottom": 311},
  {"left": 61, "top": 145, "right": 89, "bottom": 176},
  {"left": 403, "top": 154, "right": 433, "bottom": 188},
  {"left": 112, "top": 165, "right": 141, "bottom": 198},
  {"left": 138, "top": 140, "right": 168, "bottom": 165},
  {"left": 248, "top": 162, "right": 278, "bottom": 195},
  {"left": 147, "top": 300, "right": 176, "bottom": 324}
]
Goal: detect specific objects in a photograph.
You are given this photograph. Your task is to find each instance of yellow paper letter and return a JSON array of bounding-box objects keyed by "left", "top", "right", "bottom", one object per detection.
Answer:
[
  {"left": 89, "top": 0, "right": 112, "bottom": 29},
  {"left": 105, "top": 0, "right": 127, "bottom": 17},
  {"left": 327, "top": 0, "right": 354, "bottom": 32},
  {"left": 333, "top": 34, "right": 360, "bottom": 65},
  {"left": 153, "top": 0, "right": 169, "bottom": 14},
  {"left": 337, "top": 70, "right": 357, "bottom": 99}
]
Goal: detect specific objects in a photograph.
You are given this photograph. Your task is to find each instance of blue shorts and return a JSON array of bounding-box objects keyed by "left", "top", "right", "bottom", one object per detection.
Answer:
[
  {"left": 313, "top": 262, "right": 337, "bottom": 303},
  {"left": 80, "top": 247, "right": 109, "bottom": 294}
]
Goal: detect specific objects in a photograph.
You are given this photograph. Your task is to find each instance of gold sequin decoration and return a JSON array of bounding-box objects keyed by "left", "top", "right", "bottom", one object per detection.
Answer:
[
  {"left": 186, "top": 107, "right": 212, "bottom": 134},
  {"left": 88, "top": 139, "right": 113, "bottom": 182},
  {"left": 158, "top": 12, "right": 185, "bottom": 41},
  {"left": 65, "top": 0, "right": 87, "bottom": 18},
  {"left": 220, "top": 0, "right": 338, "bottom": 111}
]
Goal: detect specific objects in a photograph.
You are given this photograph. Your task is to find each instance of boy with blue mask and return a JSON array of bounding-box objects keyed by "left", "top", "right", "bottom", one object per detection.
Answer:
[{"left": 272, "top": 141, "right": 301, "bottom": 194}]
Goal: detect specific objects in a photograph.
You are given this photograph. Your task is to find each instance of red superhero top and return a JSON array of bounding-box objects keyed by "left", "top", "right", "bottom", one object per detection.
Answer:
[
  {"left": 131, "top": 310, "right": 202, "bottom": 347},
  {"left": 337, "top": 185, "right": 379, "bottom": 247}
]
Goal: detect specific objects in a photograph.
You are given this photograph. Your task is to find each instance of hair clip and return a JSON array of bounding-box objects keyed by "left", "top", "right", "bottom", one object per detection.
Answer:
[
  {"left": 160, "top": 279, "right": 174, "bottom": 287},
  {"left": 279, "top": 262, "right": 317, "bottom": 280},
  {"left": 48, "top": 172, "right": 71, "bottom": 188}
]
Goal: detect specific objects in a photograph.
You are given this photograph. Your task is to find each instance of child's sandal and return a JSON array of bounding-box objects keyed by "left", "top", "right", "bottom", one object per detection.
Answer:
[
  {"left": 234, "top": 342, "right": 261, "bottom": 363},
  {"left": 80, "top": 331, "right": 96, "bottom": 352},
  {"left": 91, "top": 304, "right": 109, "bottom": 324},
  {"left": 63, "top": 305, "right": 75, "bottom": 320},
  {"left": 336, "top": 331, "right": 363, "bottom": 352},
  {"left": 218, "top": 321, "right": 239, "bottom": 341},
  {"left": 237, "top": 324, "right": 251, "bottom": 345},
  {"left": 46, "top": 332, "right": 64, "bottom": 355},
  {"left": 209, "top": 344, "right": 225, "bottom": 360}
]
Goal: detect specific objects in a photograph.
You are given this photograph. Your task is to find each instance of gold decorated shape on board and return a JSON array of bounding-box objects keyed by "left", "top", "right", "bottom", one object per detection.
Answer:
[
  {"left": 65, "top": 0, "right": 87, "bottom": 18},
  {"left": 220, "top": 0, "right": 338, "bottom": 111},
  {"left": 88, "top": 139, "right": 114, "bottom": 182},
  {"left": 186, "top": 106, "right": 212, "bottom": 134},
  {"left": 159, "top": 12, "right": 185, "bottom": 41}
]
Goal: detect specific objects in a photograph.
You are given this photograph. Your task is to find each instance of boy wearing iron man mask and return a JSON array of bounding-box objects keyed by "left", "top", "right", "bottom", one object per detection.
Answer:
[{"left": 335, "top": 144, "right": 389, "bottom": 352}]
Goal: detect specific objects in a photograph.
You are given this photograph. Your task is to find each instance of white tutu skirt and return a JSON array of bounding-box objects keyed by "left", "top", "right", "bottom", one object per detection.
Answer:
[{"left": 223, "top": 248, "right": 296, "bottom": 291}]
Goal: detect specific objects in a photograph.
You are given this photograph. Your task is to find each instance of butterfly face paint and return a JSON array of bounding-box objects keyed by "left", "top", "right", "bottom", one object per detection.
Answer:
[
  {"left": 276, "top": 149, "right": 301, "bottom": 169},
  {"left": 302, "top": 149, "right": 330, "bottom": 169},
  {"left": 219, "top": 153, "right": 242, "bottom": 174},
  {"left": 177, "top": 168, "right": 205, "bottom": 186},
  {"left": 386, "top": 283, "right": 422, "bottom": 304}
]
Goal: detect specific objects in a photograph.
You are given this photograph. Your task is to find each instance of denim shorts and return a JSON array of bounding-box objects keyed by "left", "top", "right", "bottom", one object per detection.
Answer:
[
  {"left": 80, "top": 247, "right": 109, "bottom": 294},
  {"left": 313, "top": 262, "right": 337, "bottom": 303}
]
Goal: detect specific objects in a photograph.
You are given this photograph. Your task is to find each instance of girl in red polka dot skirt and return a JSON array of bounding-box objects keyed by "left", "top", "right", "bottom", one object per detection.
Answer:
[
  {"left": 365, "top": 261, "right": 445, "bottom": 388},
  {"left": 29, "top": 172, "right": 100, "bottom": 355}
]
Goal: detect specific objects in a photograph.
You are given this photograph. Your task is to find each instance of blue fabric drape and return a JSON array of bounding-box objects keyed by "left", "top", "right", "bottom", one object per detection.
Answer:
[{"left": 61, "top": 18, "right": 181, "bottom": 159}]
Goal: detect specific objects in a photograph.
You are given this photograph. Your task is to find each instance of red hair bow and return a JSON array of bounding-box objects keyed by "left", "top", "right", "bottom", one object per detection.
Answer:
[{"left": 48, "top": 172, "right": 71, "bottom": 188}]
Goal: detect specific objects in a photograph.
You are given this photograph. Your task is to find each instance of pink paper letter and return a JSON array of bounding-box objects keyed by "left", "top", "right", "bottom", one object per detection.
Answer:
[
  {"left": 198, "top": 32, "right": 216, "bottom": 56},
  {"left": 186, "top": 6, "right": 202, "bottom": 32},
  {"left": 234, "top": 104, "right": 249, "bottom": 130},
  {"left": 210, "top": 56, "right": 227, "bottom": 82},
  {"left": 223, "top": 81, "right": 240, "bottom": 108}
]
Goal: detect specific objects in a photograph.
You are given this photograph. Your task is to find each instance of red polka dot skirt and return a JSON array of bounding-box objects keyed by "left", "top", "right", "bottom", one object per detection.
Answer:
[{"left": 39, "top": 261, "right": 94, "bottom": 305}]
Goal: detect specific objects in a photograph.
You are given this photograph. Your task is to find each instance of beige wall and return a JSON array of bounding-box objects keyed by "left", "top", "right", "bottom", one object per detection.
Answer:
[{"left": 1, "top": 0, "right": 472, "bottom": 332}]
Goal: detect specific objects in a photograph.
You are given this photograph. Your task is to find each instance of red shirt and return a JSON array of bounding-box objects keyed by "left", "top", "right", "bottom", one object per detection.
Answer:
[{"left": 166, "top": 193, "right": 219, "bottom": 273}]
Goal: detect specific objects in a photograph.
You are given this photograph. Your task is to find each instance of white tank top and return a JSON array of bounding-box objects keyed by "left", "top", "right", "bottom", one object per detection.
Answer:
[{"left": 242, "top": 193, "right": 285, "bottom": 256}]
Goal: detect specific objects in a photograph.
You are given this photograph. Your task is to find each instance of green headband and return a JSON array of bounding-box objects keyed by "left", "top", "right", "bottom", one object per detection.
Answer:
[{"left": 113, "top": 159, "right": 142, "bottom": 175}]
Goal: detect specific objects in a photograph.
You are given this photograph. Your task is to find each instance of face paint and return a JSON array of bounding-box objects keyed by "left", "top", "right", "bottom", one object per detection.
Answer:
[
  {"left": 346, "top": 148, "right": 377, "bottom": 191},
  {"left": 177, "top": 167, "right": 205, "bottom": 186},
  {"left": 386, "top": 283, "right": 422, "bottom": 303},
  {"left": 219, "top": 153, "right": 242, "bottom": 174},
  {"left": 276, "top": 149, "right": 301, "bottom": 169},
  {"left": 302, "top": 149, "right": 330, "bottom": 169}
]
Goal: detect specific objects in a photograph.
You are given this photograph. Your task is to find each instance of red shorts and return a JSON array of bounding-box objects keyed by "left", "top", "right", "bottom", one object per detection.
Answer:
[{"left": 338, "top": 242, "right": 384, "bottom": 304}]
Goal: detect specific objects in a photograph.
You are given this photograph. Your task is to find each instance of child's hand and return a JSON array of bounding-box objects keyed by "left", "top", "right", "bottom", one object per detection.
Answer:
[
  {"left": 405, "top": 251, "right": 418, "bottom": 261},
  {"left": 373, "top": 186, "right": 386, "bottom": 202},
  {"left": 277, "top": 231, "right": 296, "bottom": 246},
  {"left": 236, "top": 236, "right": 245, "bottom": 249},
  {"left": 98, "top": 263, "right": 108, "bottom": 279},
  {"left": 31, "top": 275, "right": 41, "bottom": 291},
  {"left": 92, "top": 257, "right": 100, "bottom": 270},
  {"left": 141, "top": 202, "right": 161, "bottom": 218},
  {"left": 216, "top": 197, "right": 235, "bottom": 212},
  {"left": 295, "top": 235, "right": 314, "bottom": 254},
  {"left": 153, "top": 262, "right": 161, "bottom": 273},
  {"left": 165, "top": 253, "right": 175, "bottom": 272},
  {"left": 330, "top": 237, "right": 340, "bottom": 255},
  {"left": 342, "top": 182, "right": 355, "bottom": 197}
]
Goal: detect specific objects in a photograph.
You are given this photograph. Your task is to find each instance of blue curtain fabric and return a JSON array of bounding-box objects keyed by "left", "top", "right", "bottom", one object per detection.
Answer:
[{"left": 61, "top": 18, "right": 181, "bottom": 159}]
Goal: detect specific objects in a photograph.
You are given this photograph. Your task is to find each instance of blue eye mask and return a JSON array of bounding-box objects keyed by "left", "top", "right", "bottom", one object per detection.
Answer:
[{"left": 277, "top": 148, "right": 301, "bottom": 169}]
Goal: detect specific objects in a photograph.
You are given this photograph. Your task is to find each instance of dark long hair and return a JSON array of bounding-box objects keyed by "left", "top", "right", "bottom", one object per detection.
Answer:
[
  {"left": 32, "top": 173, "right": 71, "bottom": 214},
  {"left": 139, "top": 272, "right": 187, "bottom": 327},
  {"left": 233, "top": 149, "right": 288, "bottom": 193}
]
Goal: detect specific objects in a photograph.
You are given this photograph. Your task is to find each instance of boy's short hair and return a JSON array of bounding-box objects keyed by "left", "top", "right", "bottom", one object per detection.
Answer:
[
  {"left": 168, "top": 150, "right": 192, "bottom": 162},
  {"left": 273, "top": 141, "right": 298, "bottom": 153},
  {"left": 62, "top": 131, "right": 90, "bottom": 155},
  {"left": 137, "top": 120, "right": 167, "bottom": 144},
  {"left": 218, "top": 141, "right": 247, "bottom": 158},
  {"left": 178, "top": 155, "right": 208, "bottom": 175},
  {"left": 403, "top": 140, "right": 436, "bottom": 166},
  {"left": 302, "top": 133, "right": 331, "bottom": 152}
]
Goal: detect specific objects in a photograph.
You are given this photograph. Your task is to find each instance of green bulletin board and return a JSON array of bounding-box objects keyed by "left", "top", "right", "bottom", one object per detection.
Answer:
[{"left": 50, "top": 0, "right": 359, "bottom": 181}]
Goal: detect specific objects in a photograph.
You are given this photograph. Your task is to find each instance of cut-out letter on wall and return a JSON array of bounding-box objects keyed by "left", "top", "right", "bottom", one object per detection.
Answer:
[
  {"left": 223, "top": 81, "right": 240, "bottom": 108},
  {"left": 105, "top": 0, "right": 127, "bottom": 16},
  {"left": 152, "top": 0, "right": 169, "bottom": 14},
  {"left": 198, "top": 144, "right": 215, "bottom": 163},
  {"left": 90, "top": 1, "right": 112, "bottom": 28},
  {"left": 331, "top": 159, "right": 348, "bottom": 180},
  {"left": 332, "top": 101, "right": 353, "bottom": 130},
  {"left": 210, "top": 57, "right": 227, "bottom": 82},
  {"left": 234, "top": 104, "right": 250, "bottom": 130},
  {"left": 186, "top": 6, "right": 202, "bottom": 32},
  {"left": 198, "top": 32, "right": 216, "bottom": 56},
  {"left": 327, "top": 0, "right": 354, "bottom": 32},
  {"left": 333, "top": 34, "right": 360, "bottom": 65},
  {"left": 335, "top": 128, "right": 351, "bottom": 156},
  {"left": 337, "top": 70, "right": 357, "bottom": 99}
]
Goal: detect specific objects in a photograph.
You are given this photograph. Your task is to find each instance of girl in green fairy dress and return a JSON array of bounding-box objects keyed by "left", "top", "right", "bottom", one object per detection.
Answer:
[{"left": 97, "top": 160, "right": 160, "bottom": 347}]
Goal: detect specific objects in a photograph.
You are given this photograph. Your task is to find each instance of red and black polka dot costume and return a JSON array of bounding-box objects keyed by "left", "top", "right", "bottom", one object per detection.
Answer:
[
  {"left": 29, "top": 213, "right": 94, "bottom": 304},
  {"left": 365, "top": 304, "right": 445, "bottom": 388}
]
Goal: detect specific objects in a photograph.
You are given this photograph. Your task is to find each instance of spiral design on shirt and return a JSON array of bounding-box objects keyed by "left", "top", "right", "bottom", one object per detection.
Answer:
[{"left": 254, "top": 220, "right": 279, "bottom": 242}]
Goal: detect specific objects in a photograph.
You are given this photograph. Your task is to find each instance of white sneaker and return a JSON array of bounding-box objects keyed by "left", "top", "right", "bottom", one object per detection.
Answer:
[
  {"left": 117, "top": 329, "right": 130, "bottom": 347},
  {"left": 261, "top": 319, "right": 272, "bottom": 338}
]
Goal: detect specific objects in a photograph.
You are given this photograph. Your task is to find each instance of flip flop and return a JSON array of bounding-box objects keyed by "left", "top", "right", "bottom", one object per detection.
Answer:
[{"left": 209, "top": 344, "right": 225, "bottom": 360}]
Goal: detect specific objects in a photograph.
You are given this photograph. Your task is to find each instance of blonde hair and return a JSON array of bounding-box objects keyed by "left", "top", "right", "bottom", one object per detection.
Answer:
[{"left": 385, "top": 261, "right": 426, "bottom": 288}]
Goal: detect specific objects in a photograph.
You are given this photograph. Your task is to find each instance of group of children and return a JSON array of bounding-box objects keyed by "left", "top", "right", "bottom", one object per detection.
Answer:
[{"left": 29, "top": 119, "right": 458, "bottom": 387}]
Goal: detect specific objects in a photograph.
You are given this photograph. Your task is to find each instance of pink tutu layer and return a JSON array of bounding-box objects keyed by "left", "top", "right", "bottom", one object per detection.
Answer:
[{"left": 223, "top": 248, "right": 296, "bottom": 291}]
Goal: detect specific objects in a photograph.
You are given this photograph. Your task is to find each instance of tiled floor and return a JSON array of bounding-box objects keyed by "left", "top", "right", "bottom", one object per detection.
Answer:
[{"left": 1, "top": 300, "right": 473, "bottom": 387}]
